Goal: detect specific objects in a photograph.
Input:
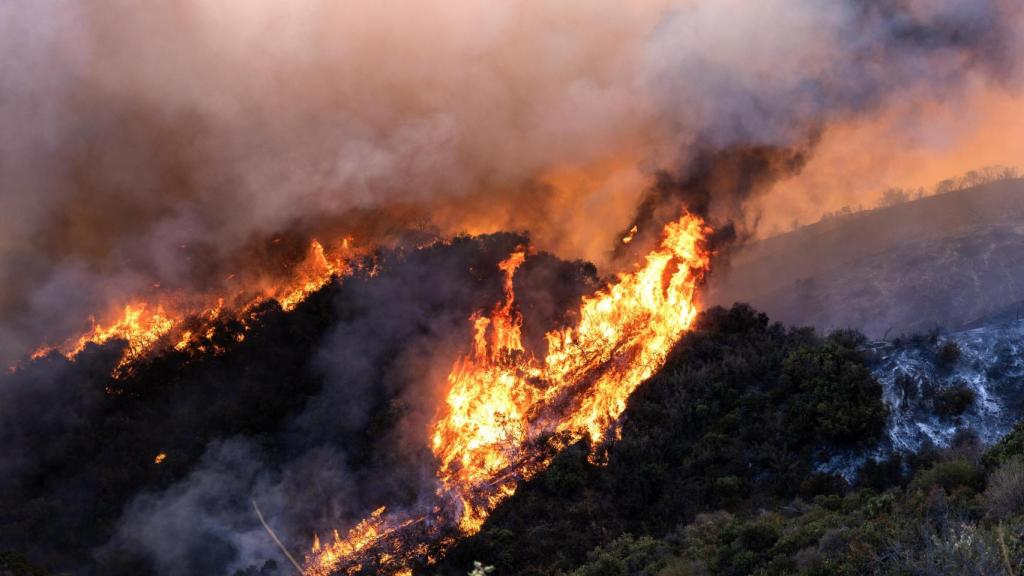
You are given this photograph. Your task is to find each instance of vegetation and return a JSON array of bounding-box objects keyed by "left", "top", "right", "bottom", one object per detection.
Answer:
[
  {"left": 935, "top": 341, "right": 962, "bottom": 370},
  {"left": 433, "top": 306, "right": 1024, "bottom": 576},
  {"left": 5, "top": 297, "right": 1024, "bottom": 576},
  {"left": 0, "top": 233, "right": 584, "bottom": 576},
  {"left": 434, "top": 305, "right": 890, "bottom": 575},
  {"left": 446, "top": 431, "right": 1024, "bottom": 576},
  {"left": 932, "top": 384, "right": 977, "bottom": 417},
  {"left": 818, "top": 165, "right": 1022, "bottom": 224}
]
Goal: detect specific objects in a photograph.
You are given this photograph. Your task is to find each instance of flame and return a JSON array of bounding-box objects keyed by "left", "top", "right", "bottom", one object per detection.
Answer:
[
  {"left": 27, "top": 238, "right": 364, "bottom": 378},
  {"left": 306, "top": 212, "right": 711, "bottom": 575},
  {"left": 153, "top": 452, "right": 167, "bottom": 464},
  {"left": 621, "top": 225, "right": 638, "bottom": 244}
]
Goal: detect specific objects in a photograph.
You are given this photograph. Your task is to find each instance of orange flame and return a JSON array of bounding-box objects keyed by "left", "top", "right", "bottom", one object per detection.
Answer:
[
  {"left": 27, "top": 238, "right": 364, "bottom": 378},
  {"left": 306, "top": 212, "right": 710, "bottom": 575},
  {"left": 621, "top": 224, "right": 638, "bottom": 244}
]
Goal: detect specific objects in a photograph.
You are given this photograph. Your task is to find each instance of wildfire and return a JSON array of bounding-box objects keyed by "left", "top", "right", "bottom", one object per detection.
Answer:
[
  {"left": 621, "top": 224, "right": 638, "bottom": 244},
  {"left": 306, "top": 212, "right": 711, "bottom": 575},
  {"left": 27, "top": 238, "right": 363, "bottom": 378}
]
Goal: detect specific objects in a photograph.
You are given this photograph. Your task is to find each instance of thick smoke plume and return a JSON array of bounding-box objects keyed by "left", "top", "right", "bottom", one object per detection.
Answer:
[{"left": 2, "top": 0, "right": 1022, "bottom": 366}]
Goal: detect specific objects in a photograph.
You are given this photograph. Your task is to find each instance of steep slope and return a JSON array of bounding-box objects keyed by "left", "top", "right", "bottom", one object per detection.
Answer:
[
  {"left": 871, "top": 315, "right": 1024, "bottom": 453},
  {"left": 709, "top": 179, "right": 1024, "bottom": 337},
  {"left": 0, "top": 233, "right": 597, "bottom": 576},
  {"left": 432, "top": 305, "right": 887, "bottom": 576},
  {"left": 429, "top": 308, "right": 1024, "bottom": 576}
]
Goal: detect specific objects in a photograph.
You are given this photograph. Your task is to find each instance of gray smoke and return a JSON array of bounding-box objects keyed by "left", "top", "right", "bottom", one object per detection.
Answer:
[{"left": 2, "top": 0, "right": 1021, "bottom": 366}]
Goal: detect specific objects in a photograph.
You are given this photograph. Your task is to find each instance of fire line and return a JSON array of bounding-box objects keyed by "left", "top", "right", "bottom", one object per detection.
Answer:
[
  {"left": 25, "top": 238, "right": 364, "bottom": 379},
  {"left": 305, "top": 211, "right": 711, "bottom": 575}
]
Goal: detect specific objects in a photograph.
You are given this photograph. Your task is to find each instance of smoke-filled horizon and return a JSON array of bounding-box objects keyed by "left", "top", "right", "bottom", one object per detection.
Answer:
[
  {"left": 2, "top": 1, "right": 1024, "bottom": 362},
  {"left": 2, "top": 0, "right": 1022, "bottom": 364}
]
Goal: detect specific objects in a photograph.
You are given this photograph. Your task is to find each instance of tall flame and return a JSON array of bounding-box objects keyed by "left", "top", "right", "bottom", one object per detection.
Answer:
[
  {"left": 27, "top": 238, "right": 363, "bottom": 378},
  {"left": 306, "top": 212, "right": 711, "bottom": 575}
]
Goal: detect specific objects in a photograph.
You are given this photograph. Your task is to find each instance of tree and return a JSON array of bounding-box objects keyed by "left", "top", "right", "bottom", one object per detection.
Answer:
[{"left": 878, "top": 187, "right": 911, "bottom": 208}]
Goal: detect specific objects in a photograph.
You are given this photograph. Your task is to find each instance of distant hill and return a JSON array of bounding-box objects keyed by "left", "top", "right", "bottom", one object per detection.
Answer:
[{"left": 708, "top": 179, "right": 1024, "bottom": 338}]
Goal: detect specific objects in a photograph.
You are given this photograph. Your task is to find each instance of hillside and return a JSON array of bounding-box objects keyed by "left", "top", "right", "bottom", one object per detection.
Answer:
[
  {"left": 708, "top": 179, "right": 1024, "bottom": 337},
  {"left": 0, "top": 234, "right": 598, "bottom": 576},
  {"left": 3, "top": 227, "right": 1024, "bottom": 576},
  {"left": 432, "top": 306, "right": 1024, "bottom": 576}
]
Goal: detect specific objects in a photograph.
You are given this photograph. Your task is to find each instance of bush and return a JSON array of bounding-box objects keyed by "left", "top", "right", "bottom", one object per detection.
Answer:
[
  {"left": 712, "top": 475, "right": 747, "bottom": 506},
  {"left": 936, "top": 341, "right": 962, "bottom": 370},
  {"left": 982, "top": 420, "right": 1024, "bottom": 470},
  {"left": 569, "top": 535, "right": 674, "bottom": 576},
  {"left": 888, "top": 522, "right": 1008, "bottom": 576},
  {"left": 932, "top": 384, "right": 977, "bottom": 417},
  {"left": 436, "top": 306, "right": 888, "bottom": 576},
  {"left": 911, "top": 459, "right": 983, "bottom": 494},
  {"left": 984, "top": 458, "right": 1024, "bottom": 519},
  {"left": 738, "top": 521, "right": 780, "bottom": 552},
  {"left": 857, "top": 455, "right": 905, "bottom": 491},
  {"left": 781, "top": 343, "right": 888, "bottom": 446},
  {"left": 543, "top": 448, "right": 588, "bottom": 497},
  {"left": 799, "top": 473, "right": 848, "bottom": 497}
]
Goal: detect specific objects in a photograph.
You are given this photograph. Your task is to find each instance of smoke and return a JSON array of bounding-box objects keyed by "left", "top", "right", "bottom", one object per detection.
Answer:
[
  {"left": 2, "top": 0, "right": 1022, "bottom": 366},
  {"left": 98, "top": 439, "right": 281, "bottom": 576}
]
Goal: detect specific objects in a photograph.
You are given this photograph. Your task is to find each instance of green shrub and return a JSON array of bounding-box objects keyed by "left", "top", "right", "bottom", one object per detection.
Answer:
[
  {"left": 569, "top": 535, "right": 674, "bottom": 576},
  {"left": 738, "top": 521, "right": 780, "bottom": 551},
  {"left": 982, "top": 420, "right": 1024, "bottom": 469},
  {"left": 781, "top": 343, "right": 888, "bottom": 446},
  {"left": 911, "top": 459, "right": 983, "bottom": 493},
  {"left": 543, "top": 449, "right": 588, "bottom": 497},
  {"left": 984, "top": 458, "right": 1024, "bottom": 519},
  {"left": 712, "top": 476, "right": 747, "bottom": 506}
]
